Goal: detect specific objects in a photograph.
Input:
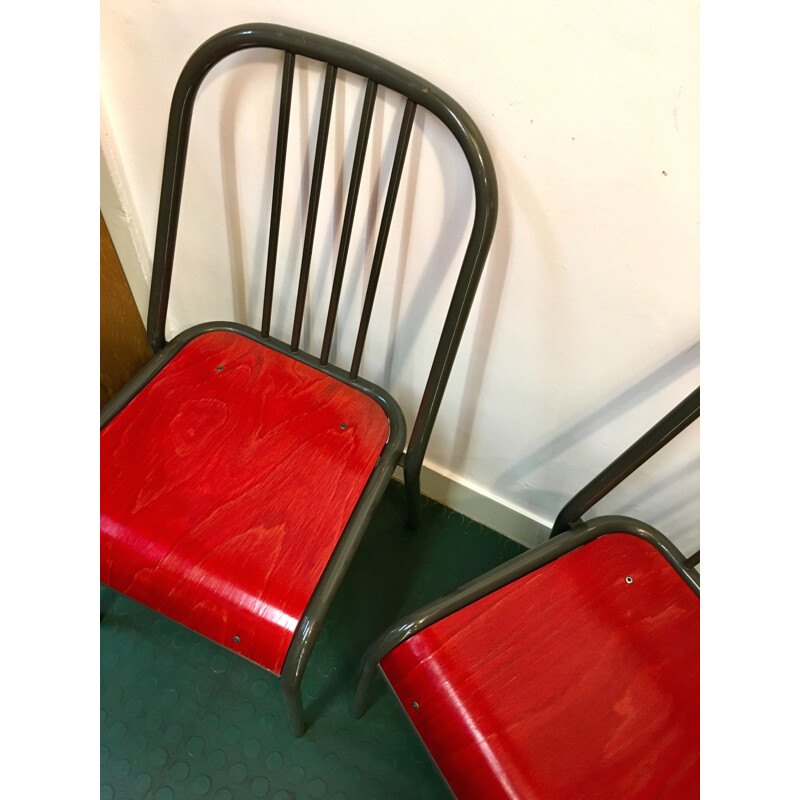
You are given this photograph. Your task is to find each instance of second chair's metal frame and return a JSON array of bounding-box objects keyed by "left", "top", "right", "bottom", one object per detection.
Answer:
[
  {"left": 353, "top": 514, "right": 699, "bottom": 717},
  {"left": 353, "top": 387, "right": 700, "bottom": 717},
  {"left": 550, "top": 388, "right": 700, "bottom": 537}
]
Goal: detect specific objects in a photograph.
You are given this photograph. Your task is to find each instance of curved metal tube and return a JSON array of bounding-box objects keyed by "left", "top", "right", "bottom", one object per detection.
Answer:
[
  {"left": 550, "top": 387, "right": 700, "bottom": 538},
  {"left": 353, "top": 515, "right": 699, "bottom": 718}
]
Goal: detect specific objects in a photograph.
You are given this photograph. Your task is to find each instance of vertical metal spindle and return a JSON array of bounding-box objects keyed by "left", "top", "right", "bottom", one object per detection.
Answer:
[
  {"left": 349, "top": 98, "right": 416, "bottom": 379},
  {"left": 261, "top": 52, "right": 295, "bottom": 338},
  {"left": 291, "top": 63, "right": 338, "bottom": 352},
  {"left": 320, "top": 79, "right": 378, "bottom": 365}
]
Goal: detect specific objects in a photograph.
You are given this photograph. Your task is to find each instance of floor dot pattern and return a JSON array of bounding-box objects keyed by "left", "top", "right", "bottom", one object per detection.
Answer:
[{"left": 101, "top": 480, "right": 527, "bottom": 799}]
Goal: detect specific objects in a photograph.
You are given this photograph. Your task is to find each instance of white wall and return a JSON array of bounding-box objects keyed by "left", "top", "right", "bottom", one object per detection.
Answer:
[{"left": 100, "top": 0, "right": 700, "bottom": 555}]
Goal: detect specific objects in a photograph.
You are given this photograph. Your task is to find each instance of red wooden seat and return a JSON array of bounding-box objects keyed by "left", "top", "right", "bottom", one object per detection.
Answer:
[
  {"left": 381, "top": 532, "right": 699, "bottom": 800},
  {"left": 101, "top": 330, "right": 389, "bottom": 674}
]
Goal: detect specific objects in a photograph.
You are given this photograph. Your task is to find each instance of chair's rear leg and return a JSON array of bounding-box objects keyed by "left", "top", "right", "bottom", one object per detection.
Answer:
[{"left": 404, "top": 470, "right": 422, "bottom": 530}]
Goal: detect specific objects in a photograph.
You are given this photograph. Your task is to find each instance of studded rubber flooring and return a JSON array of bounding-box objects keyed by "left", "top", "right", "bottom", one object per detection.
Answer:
[{"left": 100, "top": 480, "right": 526, "bottom": 800}]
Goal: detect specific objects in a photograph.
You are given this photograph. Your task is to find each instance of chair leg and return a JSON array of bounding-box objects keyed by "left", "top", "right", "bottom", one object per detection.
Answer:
[
  {"left": 351, "top": 660, "right": 376, "bottom": 719},
  {"left": 404, "top": 470, "right": 422, "bottom": 530},
  {"left": 281, "top": 675, "right": 305, "bottom": 737},
  {"left": 352, "top": 621, "right": 394, "bottom": 719}
]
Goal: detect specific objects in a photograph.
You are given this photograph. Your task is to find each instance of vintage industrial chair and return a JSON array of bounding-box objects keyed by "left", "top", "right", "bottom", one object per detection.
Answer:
[
  {"left": 354, "top": 388, "right": 700, "bottom": 799},
  {"left": 100, "top": 23, "right": 497, "bottom": 736}
]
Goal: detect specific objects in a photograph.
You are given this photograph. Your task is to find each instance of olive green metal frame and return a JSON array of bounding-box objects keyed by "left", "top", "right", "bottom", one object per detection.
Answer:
[{"left": 101, "top": 23, "right": 498, "bottom": 736}]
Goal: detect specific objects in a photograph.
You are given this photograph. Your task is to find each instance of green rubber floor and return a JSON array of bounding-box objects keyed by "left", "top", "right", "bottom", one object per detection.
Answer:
[{"left": 100, "top": 480, "right": 527, "bottom": 800}]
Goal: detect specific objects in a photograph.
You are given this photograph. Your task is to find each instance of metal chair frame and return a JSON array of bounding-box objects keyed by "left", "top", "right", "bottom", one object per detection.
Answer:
[
  {"left": 101, "top": 23, "right": 497, "bottom": 736},
  {"left": 353, "top": 387, "right": 700, "bottom": 717}
]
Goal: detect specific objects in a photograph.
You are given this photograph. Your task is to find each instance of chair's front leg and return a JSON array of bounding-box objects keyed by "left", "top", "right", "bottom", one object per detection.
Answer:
[
  {"left": 280, "top": 607, "right": 324, "bottom": 737},
  {"left": 281, "top": 673, "right": 306, "bottom": 737}
]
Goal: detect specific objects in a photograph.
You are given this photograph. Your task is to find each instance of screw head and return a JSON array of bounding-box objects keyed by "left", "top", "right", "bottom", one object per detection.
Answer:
[
  {"left": 233, "top": 635, "right": 240, "bottom": 643},
  {"left": 216, "top": 365, "right": 224, "bottom": 371},
  {"left": 412, "top": 702, "right": 419, "bottom": 710},
  {"left": 339, "top": 423, "right": 348, "bottom": 429}
]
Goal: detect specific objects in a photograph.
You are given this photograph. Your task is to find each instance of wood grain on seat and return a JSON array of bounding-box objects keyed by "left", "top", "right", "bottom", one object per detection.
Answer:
[
  {"left": 381, "top": 533, "right": 699, "bottom": 800},
  {"left": 101, "top": 330, "right": 390, "bottom": 674}
]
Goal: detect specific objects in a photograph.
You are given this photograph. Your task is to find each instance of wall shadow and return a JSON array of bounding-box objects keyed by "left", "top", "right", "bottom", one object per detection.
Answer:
[
  {"left": 444, "top": 136, "right": 513, "bottom": 475},
  {"left": 494, "top": 342, "right": 700, "bottom": 502},
  {"left": 218, "top": 50, "right": 283, "bottom": 329}
]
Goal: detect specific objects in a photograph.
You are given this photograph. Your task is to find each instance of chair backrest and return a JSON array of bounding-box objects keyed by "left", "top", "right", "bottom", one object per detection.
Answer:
[{"left": 146, "top": 23, "right": 498, "bottom": 483}]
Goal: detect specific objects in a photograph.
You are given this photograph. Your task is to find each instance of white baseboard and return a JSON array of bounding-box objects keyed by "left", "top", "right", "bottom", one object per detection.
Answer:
[
  {"left": 394, "top": 462, "right": 551, "bottom": 549},
  {"left": 100, "top": 100, "right": 152, "bottom": 328}
]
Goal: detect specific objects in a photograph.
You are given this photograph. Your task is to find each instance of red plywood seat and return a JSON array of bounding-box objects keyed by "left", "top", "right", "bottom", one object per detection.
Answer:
[
  {"left": 381, "top": 532, "right": 699, "bottom": 800},
  {"left": 101, "top": 330, "right": 389, "bottom": 674}
]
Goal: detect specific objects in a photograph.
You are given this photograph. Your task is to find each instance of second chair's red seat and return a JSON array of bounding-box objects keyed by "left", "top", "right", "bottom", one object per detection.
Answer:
[
  {"left": 101, "top": 330, "right": 390, "bottom": 674},
  {"left": 381, "top": 533, "right": 699, "bottom": 800}
]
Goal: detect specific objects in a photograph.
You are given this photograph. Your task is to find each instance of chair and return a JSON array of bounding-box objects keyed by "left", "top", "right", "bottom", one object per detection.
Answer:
[
  {"left": 354, "top": 388, "right": 700, "bottom": 799},
  {"left": 100, "top": 23, "right": 497, "bottom": 736}
]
